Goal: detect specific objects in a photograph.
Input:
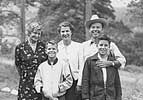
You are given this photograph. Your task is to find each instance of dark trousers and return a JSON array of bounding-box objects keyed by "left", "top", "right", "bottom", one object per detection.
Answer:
[
  {"left": 65, "top": 79, "right": 82, "bottom": 100},
  {"left": 42, "top": 96, "right": 49, "bottom": 100}
]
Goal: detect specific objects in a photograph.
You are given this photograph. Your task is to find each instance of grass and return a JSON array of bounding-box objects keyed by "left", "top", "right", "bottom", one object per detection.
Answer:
[
  {"left": 120, "top": 65, "right": 143, "bottom": 100},
  {"left": 0, "top": 54, "right": 19, "bottom": 89},
  {"left": 0, "top": 55, "right": 18, "bottom": 100}
]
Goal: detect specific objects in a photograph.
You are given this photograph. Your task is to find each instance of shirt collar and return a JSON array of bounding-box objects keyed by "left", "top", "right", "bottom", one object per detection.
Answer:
[
  {"left": 90, "top": 53, "right": 99, "bottom": 60},
  {"left": 47, "top": 58, "right": 58, "bottom": 65},
  {"left": 90, "top": 39, "right": 98, "bottom": 45},
  {"left": 27, "top": 39, "right": 40, "bottom": 45},
  {"left": 97, "top": 53, "right": 108, "bottom": 61}
]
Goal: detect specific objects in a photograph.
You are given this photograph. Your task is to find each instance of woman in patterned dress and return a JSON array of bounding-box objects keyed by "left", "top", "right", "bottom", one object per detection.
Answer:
[{"left": 15, "top": 22, "right": 48, "bottom": 100}]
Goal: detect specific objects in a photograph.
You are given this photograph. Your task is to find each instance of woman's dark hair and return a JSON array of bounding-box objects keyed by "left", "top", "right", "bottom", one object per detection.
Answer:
[{"left": 57, "top": 21, "right": 74, "bottom": 34}]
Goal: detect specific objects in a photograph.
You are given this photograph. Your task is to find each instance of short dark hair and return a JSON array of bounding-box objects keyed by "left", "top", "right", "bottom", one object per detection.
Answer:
[
  {"left": 46, "top": 40, "right": 58, "bottom": 49},
  {"left": 57, "top": 21, "right": 74, "bottom": 34},
  {"left": 97, "top": 34, "right": 111, "bottom": 44}
]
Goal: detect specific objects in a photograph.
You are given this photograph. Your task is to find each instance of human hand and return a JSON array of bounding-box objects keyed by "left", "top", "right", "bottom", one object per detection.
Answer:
[
  {"left": 52, "top": 92, "right": 58, "bottom": 98},
  {"left": 96, "top": 60, "right": 113, "bottom": 68},
  {"left": 42, "top": 88, "right": 53, "bottom": 99}
]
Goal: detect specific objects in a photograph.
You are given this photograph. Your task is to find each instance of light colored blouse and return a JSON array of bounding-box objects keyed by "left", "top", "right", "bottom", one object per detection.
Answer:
[{"left": 58, "top": 40, "right": 84, "bottom": 80}]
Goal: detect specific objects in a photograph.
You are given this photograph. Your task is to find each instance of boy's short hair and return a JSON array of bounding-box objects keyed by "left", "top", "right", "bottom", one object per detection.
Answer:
[
  {"left": 57, "top": 21, "right": 74, "bottom": 34},
  {"left": 46, "top": 40, "right": 58, "bottom": 49},
  {"left": 98, "top": 34, "right": 111, "bottom": 44}
]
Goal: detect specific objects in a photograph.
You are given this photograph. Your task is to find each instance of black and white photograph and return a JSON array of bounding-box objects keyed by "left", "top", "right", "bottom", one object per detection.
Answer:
[{"left": 0, "top": 0, "right": 143, "bottom": 100}]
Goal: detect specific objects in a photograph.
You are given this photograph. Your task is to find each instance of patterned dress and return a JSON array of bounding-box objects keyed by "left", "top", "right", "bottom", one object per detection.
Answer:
[{"left": 15, "top": 40, "right": 48, "bottom": 100}]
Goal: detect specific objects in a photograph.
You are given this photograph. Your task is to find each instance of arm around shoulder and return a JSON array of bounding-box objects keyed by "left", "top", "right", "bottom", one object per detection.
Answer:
[{"left": 110, "top": 42, "right": 126, "bottom": 69}]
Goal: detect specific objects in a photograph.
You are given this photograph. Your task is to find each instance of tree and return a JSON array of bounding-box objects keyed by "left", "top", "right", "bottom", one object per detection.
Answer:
[
  {"left": 0, "top": 0, "right": 115, "bottom": 42},
  {"left": 20, "top": 0, "right": 26, "bottom": 42},
  {"left": 33, "top": 0, "right": 115, "bottom": 42},
  {"left": 92, "top": 0, "right": 115, "bottom": 19},
  {"left": 127, "top": 0, "right": 143, "bottom": 26},
  {"left": 37, "top": 0, "right": 86, "bottom": 42},
  {"left": 85, "top": 0, "right": 92, "bottom": 40},
  {"left": 0, "top": 0, "right": 21, "bottom": 39}
]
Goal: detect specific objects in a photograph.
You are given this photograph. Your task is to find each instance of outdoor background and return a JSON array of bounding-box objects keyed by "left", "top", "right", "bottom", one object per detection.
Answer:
[{"left": 0, "top": 0, "right": 143, "bottom": 100}]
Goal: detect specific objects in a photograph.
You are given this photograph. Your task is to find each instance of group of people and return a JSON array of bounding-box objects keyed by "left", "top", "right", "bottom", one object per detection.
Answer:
[{"left": 15, "top": 15, "right": 126, "bottom": 100}]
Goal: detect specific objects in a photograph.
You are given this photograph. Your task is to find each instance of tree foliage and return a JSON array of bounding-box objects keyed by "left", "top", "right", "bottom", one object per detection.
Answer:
[
  {"left": 1, "top": 0, "right": 143, "bottom": 66},
  {"left": 125, "top": 0, "right": 143, "bottom": 66},
  {"left": 0, "top": 0, "right": 115, "bottom": 42},
  {"left": 92, "top": 0, "right": 115, "bottom": 19},
  {"left": 0, "top": 0, "right": 20, "bottom": 25},
  {"left": 33, "top": 0, "right": 115, "bottom": 42},
  {"left": 127, "top": 0, "right": 143, "bottom": 25}
]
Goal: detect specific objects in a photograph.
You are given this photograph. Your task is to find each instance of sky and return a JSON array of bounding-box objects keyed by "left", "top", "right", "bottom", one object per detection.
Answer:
[{"left": 111, "top": 0, "right": 132, "bottom": 7}]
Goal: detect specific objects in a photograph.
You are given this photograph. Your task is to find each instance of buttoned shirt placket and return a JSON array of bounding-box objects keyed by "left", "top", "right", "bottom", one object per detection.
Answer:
[{"left": 98, "top": 54, "right": 107, "bottom": 89}]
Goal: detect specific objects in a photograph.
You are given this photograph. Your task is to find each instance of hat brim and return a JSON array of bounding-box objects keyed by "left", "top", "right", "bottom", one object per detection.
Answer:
[{"left": 86, "top": 19, "right": 107, "bottom": 29}]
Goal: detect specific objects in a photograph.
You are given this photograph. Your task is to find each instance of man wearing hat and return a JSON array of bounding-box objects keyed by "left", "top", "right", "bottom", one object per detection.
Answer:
[{"left": 77, "top": 15, "right": 126, "bottom": 89}]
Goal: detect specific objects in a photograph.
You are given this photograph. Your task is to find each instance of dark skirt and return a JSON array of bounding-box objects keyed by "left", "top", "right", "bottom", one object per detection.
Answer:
[
  {"left": 42, "top": 95, "right": 65, "bottom": 100},
  {"left": 17, "top": 84, "right": 42, "bottom": 100},
  {"left": 65, "top": 79, "right": 82, "bottom": 100}
]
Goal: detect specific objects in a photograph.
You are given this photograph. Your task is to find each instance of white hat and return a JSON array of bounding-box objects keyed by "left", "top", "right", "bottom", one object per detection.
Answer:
[{"left": 86, "top": 15, "right": 107, "bottom": 29}]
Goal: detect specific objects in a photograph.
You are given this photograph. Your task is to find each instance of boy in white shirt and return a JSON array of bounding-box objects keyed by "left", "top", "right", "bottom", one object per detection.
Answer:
[{"left": 34, "top": 40, "right": 73, "bottom": 100}]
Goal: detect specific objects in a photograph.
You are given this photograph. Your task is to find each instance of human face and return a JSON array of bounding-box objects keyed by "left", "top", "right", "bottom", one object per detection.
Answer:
[
  {"left": 89, "top": 23, "right": 103, "bottom": 39},
  {"left": 46, "top": 44, "right": 58, "bottom": 59},
  {"left": 60, "top": 27, "right": 72, "bottom": 41},
  {"left": 97, "top": 40, "right": 110, "bottom": 56},
  {"left": 29, "top": 30, "right": 41, "bottom": 43}
]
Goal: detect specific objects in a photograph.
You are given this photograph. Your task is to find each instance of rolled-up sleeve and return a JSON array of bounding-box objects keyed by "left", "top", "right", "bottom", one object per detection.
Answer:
[
  {"left": 77, "top": 43, "right": 84, "bottom": 86},
  {"left": 110, "top": 42, "right": 126, "bottom": 69}
]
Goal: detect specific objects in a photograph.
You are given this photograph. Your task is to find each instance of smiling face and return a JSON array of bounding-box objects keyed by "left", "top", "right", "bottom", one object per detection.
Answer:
[
  {"left": 97, "top": 40, "right": 110, "bottom": 56},
  {"left": 29, "top": 29, "right": 41, "bottom": 43},
  {"left": 89, "top": 23, "right": 103, "bottom": 39},
  {"left": 60, "top": 26, "right": 72, "bottom": 41},
  {"left": 27, "top": 22, "right": 42, "bottom": 43},
  {"left": 46, "top": 43, "right": 58, "bottom": 59}
]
